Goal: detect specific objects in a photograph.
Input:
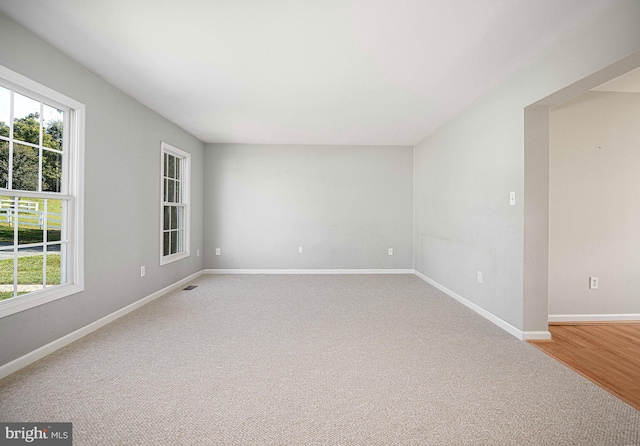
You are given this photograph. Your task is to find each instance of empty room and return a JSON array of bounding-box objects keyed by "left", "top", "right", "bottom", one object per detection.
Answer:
[{"left": 0, "top": 1, "right": 639, "bottom": 445}]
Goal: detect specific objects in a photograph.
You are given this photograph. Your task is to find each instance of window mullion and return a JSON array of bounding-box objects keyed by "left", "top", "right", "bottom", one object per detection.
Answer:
[
  {"left": 7, "top": 91, "right": 14, "bottom": 190},
  {"left": 38, "top": 102, "right": 43, "bottom": 193},
  {"left": 12, "top": 196, "right": 18, "bottom": 297},
  {"left": 42, "top": 199, "right": 48, "bottom": 287}
]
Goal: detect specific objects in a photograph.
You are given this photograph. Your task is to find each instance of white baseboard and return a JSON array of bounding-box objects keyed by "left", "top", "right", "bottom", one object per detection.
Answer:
[
  {"left": 205, "top": 269, "right": 415, "bottom": 275},
  {"left": 413, "top": 271, "right": 551, "bottom": 341},
  {"left": 0, "top": 270, "right": 203, "bottom": 380},
  {"left": 549, "top": 314, "right": 640, "bottom": 323},
  {"left": 522, "top": 331, "right": 553, "bottom": 340}
]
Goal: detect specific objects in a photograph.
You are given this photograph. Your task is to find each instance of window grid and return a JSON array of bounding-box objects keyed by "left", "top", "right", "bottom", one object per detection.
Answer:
[
  {"left": 160, "top": 142, "right": 189, "bottom": 265},
  {"left": 0, "top": 87, "right": 68, "bottom": 300},
  {"left": 1, "top": 89, "right": 65, "bottom": 194},
  {"left": 0, "top": 65, "right": 83, "bottom": 317}
]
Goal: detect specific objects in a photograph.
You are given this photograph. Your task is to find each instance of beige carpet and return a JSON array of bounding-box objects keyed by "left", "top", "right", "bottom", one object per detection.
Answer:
[{"left": 1, "top": 274, "right": 639, "bottom": 445}]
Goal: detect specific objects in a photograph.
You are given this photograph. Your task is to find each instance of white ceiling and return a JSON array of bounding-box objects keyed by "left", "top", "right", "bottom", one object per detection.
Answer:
[
  {"left": 592, "top": 66, "right": 640, "bottom": 93},
  {"left": 0, "top": 0, "right": 619, "bottom": 145}
]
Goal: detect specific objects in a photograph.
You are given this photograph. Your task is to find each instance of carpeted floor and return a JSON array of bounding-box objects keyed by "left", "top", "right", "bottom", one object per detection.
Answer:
[{"left": 1, "top": 274, "right": 639, "bottom": 445}]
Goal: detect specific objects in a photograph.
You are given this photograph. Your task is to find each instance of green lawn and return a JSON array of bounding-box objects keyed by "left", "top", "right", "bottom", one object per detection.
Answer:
[
  {"left": 0, "top": 196, "right": 62, "bottom": 244},
  {"left": 0, "top": 224, "right": 61, "bottom": 244},
  {"left": 0, "top": 253, "right": 61, "bottom": 300},
  {"left": 0, "top": 197, "right": 64, "bottom": 300}
]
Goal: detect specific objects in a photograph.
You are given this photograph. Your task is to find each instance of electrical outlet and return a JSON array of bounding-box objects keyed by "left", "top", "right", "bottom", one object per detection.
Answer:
[
  {"left": 477, "top": 271, "right": 483, "bottom": 284},
  {"left": 388, "top": 248, "right": 393, "bottom": 256},
  {"left": 298, "top": 246, "right": 303, "bottom": 254},
  {"left": 215, "top": 248, "right": 221, "bottom": 256},
  {"left": 140, "top": 266, "right": 145, "bottom": 277},
  {"left": 589, "top": 277, "right": 598, "bottom": 290},
  {"left": 197, "top": 249, "right": 200, "bottom": 257}
]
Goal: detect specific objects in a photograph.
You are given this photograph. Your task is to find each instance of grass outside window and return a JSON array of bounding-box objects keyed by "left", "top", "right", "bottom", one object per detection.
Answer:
[{"left": 0, "top": 254, "right": 61, "bottom": 300}]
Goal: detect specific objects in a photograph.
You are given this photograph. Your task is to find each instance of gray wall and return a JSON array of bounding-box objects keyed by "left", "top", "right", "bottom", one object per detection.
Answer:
[
  {"left": 549, "top": 91, "right": 640, "bottom": 316},
  {"left": 414, "top": 0, "right": 640, "bottom": 332},
  {"left": 204, "top": 144, "right": 413, "bottom": 269},
  {"left": 0, "top": 13, "right": 205, "bottom": 366}
]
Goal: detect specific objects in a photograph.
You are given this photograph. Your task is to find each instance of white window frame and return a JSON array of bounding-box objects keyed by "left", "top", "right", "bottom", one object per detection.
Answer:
[
  {"left": 160, "top": 141, "right": 190, "bottom": 265},
  {"left": 0, "top": 65, "right": 85, "bottom": 318}
]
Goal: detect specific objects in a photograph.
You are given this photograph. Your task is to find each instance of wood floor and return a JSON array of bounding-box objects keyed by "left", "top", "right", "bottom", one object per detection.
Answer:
[{"left": 530, "top": 323, "right": 640, "bottom": 411}]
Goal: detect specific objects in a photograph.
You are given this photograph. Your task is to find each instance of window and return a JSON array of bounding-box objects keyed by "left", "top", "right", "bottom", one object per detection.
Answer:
[
  {"left": 160, "top": 142, "right": 190, "bottom": 265},
  {"left": 0, "top": 65, "right": 84, "bottom": 318}
]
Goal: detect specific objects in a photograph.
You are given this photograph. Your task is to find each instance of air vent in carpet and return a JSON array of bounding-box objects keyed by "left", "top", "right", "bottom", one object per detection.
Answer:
[{"left": 183, "top": 285, "right": 197, "bottom": 291}]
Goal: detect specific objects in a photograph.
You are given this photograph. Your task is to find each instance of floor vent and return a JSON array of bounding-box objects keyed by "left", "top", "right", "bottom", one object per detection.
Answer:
[{"left": 183, "top": 285, "right": 197, "bottom": 291}]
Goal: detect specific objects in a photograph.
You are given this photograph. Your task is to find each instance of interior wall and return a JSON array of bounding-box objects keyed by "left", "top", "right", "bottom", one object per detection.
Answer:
[
  {"left": 549, "top": 91, "right": 640, "bottom": 317},
  {"left": 204, "top": 144, "right": 413, "bottom": 270},
  {"left": 0, "top": 13, "right": 205, "bottom": 367},
  {"left": 415, "top": 0, "right": 640, "bottom": 332}
]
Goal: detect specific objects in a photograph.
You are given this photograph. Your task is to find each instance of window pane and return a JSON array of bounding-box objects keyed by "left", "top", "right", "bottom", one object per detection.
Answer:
[
  {"left": 0, "top": 86, "right": 9, "bottom": 138},
  {"left": 45, "top": 250, "right": 62, "bottom": 286},
  {"left": 167, "top": 155, "right": 175, "bottom": 180},
  {"left": 175, "top": 206, "right": 183, "bottom": 230},
  {"left": 163, "top": 205, "right": 170, "bottom": 230},
  {"left": 0, "top": 195, "right": 15, "bottom": 245},
  {"left": 170, "top": 230, "right": 177, "bottom": 254},
  {"left": 17, "top": 199, "right": 43, "bottom": 246},
  {"left": 13, "top": 93, "right": 40, "bottom": 145},
  {"left": 42, "top": 150, "right": 62, "bottom": 192},
  {"left": 45, "top": 199, "right": 63, "bottom": 242},
  {"left": 17, "top": 248, "right": 43, "bottom": 292},
  {"left": 0, "top": 140, "right": 8, "bottom": 189},
  {"left": 42, "top": 105, "right": 63, "bottom": 151},
  {"left": 167, "top": 179, "right": 175, "bottom": 203},
  {"left": 175, "top": 158, "right": 181, "bottom": 181},
  {"left": 175, "top": 180, "right": 181, "bottom": 203},
  {"left": 163, "top": 232, "right": 170, "bottom": 256},
  {"left": 177, "top": 229, "right": 184, "bottom": 252},
  {"left": 162, "top": 178, "right": 167, "bottom": 202},
  {"left": 0, "top": 251, "right": 16, "bottom": 300},
  {"left": 163, "top": 153, "right": 168, "bottom": 178},
  {"left": 170, "top": 206, "right": 178, "bottom": 230},
  {"left": 12, "top": 143, "right": 39, "bottom": 191}
]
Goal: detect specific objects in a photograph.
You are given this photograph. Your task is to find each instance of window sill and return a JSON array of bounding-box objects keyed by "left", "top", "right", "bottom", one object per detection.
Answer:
[
  {"left": 0, "top": 283, "right": 84, "bottom": 319},
  {"left": 160, "top": 251, "right": 190, "bottom": 266}
]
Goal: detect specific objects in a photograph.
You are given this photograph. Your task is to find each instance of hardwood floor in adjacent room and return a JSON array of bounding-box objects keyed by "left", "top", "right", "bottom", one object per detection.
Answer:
[{"left": 530, "top": 323, "right": 640, "bottom": 411}]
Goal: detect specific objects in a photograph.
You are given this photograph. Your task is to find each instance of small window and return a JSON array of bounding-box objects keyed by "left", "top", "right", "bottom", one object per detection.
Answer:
[
  {"left": 160, "top": 142, "right": 190, "bottom": 265},
  {"left": 0, "top": 65, "right": 85, "bottom": 318}
]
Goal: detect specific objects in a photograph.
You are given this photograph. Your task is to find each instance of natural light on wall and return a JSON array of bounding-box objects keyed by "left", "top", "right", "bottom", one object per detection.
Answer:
[{"left": 0, "top": 65, "right": 84, "bottom": 318}]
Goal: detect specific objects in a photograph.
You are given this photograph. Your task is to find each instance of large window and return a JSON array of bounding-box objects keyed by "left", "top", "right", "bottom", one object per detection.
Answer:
[
  {"left": 0, "top": 65, "right": 84, "bottom": 318},
  {"left": 160, "top": 142, "right": 190, "bottom": 265}
]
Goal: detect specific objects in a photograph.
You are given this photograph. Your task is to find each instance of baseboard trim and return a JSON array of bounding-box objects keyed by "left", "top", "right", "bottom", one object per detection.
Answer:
[
  {"left": 0, "top": 270, "right": 203, "bottom": 380},
  {"left": 413, "top": 271, "right": 550, "bottom": 341},
  {"left": 548, "top": 314, "right": 640, "bottom": 323},
  {"left": 204, "top": 269, "right": 415, "bottom": 275},
  {"left": 522, "top": 331, "right": 553, "bottom": 340}
]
